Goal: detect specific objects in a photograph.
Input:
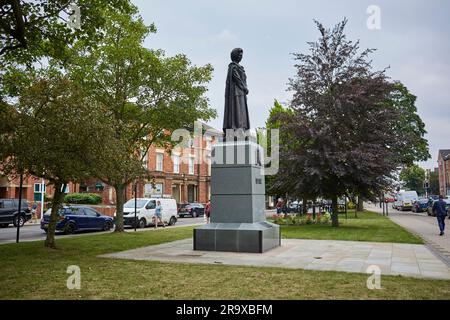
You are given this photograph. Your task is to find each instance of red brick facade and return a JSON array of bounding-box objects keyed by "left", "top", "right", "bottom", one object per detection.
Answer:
[
  {"left": 0, "top": 132, "right": 217, "bottom": 213},
  {"left": 438, "top": 149, "right": 450, "bottom": 197}
]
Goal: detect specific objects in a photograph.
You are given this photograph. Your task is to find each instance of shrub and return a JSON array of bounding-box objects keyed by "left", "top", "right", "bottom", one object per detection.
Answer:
[
  {"left": 321, "top": 212, "right": 331, "bottom": 224},
  {"left": 64, "top": 193, "right": 102, "bottom": 205}
]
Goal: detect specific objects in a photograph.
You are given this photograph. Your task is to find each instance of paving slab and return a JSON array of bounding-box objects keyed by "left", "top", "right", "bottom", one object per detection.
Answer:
[{"left": 100, "top": 238, "right": 450, "bottom": 280}]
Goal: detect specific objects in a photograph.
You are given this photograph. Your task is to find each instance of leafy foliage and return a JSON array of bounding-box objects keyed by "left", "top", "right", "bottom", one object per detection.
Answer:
[
  {"left": 64, "top": 193, "right": 102, "bottom": 205},
  {"left": 0, "top": 71, "right": 112, "bottom": 247},
  {"left": 399, "top": 164, "right": 426, "bottom": 195},
  {"left": 273, "top": 19, "right": 401, "bottom": 226},
  {"left": 67, "top": 9, "right": 216, "bottom": 231}
]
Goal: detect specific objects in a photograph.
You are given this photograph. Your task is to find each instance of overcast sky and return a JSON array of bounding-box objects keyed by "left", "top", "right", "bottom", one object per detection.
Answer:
[{"left": 133, "top": 0, "right": 450, "bottom": 169}]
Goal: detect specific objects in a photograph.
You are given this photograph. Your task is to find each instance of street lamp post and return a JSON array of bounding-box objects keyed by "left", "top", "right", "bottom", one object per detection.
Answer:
[
  {"left": 41, "top": 178, "right": 45, "bottom": 221},
  {"left": 134, "top": 181, "right": 138, "bottom": 232},
  {"left": 16, "top": 173, "right": 24, "bottom": 243}
]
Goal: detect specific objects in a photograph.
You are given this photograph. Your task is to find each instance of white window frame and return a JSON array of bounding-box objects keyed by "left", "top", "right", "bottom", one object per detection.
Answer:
[
  {"left": 34, "top": 183, "right": 46, "bottom": 193},
  {"left": 188, "top": 156, "right": 195, "bottom": 175},
  {"left": 173, "top": 154, "right": 180, "bottom": 173},
  {"left": 156, "top": 152, "right": 164, "bottom": 171}
]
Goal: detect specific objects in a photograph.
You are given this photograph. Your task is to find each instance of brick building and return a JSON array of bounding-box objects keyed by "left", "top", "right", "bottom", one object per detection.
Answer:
[
  {"left": 82, "top": 133, "right": 217, "bottom": 205},
  {"left": 438, "top": 149, "right": 450, "bottom": 196},
  {"left": 1, "top": 129, "right": 218, "bottom": 213}
]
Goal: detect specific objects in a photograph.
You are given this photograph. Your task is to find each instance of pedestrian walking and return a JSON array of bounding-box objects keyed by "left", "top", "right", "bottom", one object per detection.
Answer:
[
  {"left": 205, "top": 199, "right": 211, "bottom": 223},
  {"left": 433, "top": 195, "right": 448, "bottom": 236},
  {"left": 276, "top": 198, "right": 284, "bottom": 215},
  {"left": 31, "top": 202, "right": 38, "bottom": 223},
  {"left": 154, "top": 200, "right": 165, "bottom": 229}
]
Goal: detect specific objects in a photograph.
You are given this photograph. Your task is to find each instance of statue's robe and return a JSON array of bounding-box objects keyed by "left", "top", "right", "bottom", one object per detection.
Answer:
[{"left": 223, "top": 61, "right": 250, "bottom": 131}]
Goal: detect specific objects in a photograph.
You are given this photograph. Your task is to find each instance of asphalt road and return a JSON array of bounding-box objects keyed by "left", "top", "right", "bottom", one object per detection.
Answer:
[{"left": 0, "top": 217, "right": 205, "bottom": 244}]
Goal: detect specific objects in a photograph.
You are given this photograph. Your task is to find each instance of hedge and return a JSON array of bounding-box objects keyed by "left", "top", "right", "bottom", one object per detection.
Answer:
[{"left": 64, "top": 193, "right": 102, "bottom": 205}]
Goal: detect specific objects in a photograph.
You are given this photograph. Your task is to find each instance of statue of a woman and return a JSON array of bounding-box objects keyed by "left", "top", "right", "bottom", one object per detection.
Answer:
[{"left": 223, "top": 48, "right": 250, "bottom": 134}]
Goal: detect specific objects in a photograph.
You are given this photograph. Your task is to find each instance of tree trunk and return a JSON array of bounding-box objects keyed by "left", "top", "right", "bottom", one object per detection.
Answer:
[
  {"left": 114, "top": 183, "right": 126, "bottom": 232},
  {"left": 44, "top": 181, "right": 66, "bottom": 248},
  {"left": 302, "top": 197, "right": 307, "bottom": 214},
  {"left": 331, "top": 194, "right": 339, "bottom": 227},
  {"left": 357, "top": 196, "right": 364, "bottom": 212}
]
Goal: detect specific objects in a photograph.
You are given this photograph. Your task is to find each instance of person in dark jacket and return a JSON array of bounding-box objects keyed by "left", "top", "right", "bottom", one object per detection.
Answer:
[{"left": 433, "top": 195, "right": 448, "bottom": 236}]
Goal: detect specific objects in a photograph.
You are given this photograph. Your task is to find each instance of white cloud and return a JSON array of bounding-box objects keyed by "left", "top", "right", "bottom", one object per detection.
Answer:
[{"left": 209, "top": 29, "right": 238, "bottom": 46}]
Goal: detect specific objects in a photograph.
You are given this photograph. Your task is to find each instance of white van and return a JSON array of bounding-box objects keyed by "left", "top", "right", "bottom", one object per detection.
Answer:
[
  {"left": 121, "top": 198, "right": 178, "bottom": 228},
  {"left": 394, "top": 191, "right": 418, "bottom": 211}
]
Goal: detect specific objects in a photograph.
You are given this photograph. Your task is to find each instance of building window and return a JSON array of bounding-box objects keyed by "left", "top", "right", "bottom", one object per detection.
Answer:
[
  {"left": 173, "top": 155, "right": 180, "bottom": 173},
  {"left": 189, "top": 156, "right": 195, "bottom": 175},
  {"left": 34, "top": 183, "right": 46, "bottom": 193},
  {"left": 33, "top": 183, "right": 46, "bottom": 201},
  {"left": 156, "top": 153, "right": 163, "bottom": 171},
  {"left": 144, "top": 183, "right": 163, "bottom": 197}
]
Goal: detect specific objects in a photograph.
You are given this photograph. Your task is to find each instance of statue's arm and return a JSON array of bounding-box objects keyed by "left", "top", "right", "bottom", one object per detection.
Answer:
[{"left": 232, "top": 67, "right": 249, "bottom": 94}]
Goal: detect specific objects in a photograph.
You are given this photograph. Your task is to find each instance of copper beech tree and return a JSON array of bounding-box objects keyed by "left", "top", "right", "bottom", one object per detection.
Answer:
[{"left": 273, "top": 19, "right": 428, "bottom": 227}]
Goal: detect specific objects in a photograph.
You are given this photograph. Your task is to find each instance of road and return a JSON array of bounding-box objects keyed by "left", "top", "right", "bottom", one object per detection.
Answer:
[
  {"left": 0, "top": 217, "right": 205, "bottom": 244},
  {"left": 366, "top": 203, "right": 450, "bottom": 266}
]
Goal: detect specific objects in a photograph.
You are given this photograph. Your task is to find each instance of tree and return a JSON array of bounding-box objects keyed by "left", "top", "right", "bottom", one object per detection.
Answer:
[
  {"left": 1, "top": 71, "right": 111, "bottom": 248},
  {"left": 388, "top": 82, "right": 430, "bottom": 165},
  {"left": 0, "top": 0, "right": 133, "bottom": 59},
  {"left": 68, "top": 8, "right": 216, "bottom": 232},
  {"left": 399, "top": 164, "right": 426, "bottom": 195},
  {"left": 429, "top": 170, "right": 439, "bottom": 195},
  {"left": 273, "top": 19, "right": 400, "bottom": 227}
]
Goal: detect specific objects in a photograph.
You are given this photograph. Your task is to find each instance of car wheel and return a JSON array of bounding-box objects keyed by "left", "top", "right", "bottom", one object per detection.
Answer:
[
  {"left": 64, "top": 223, "right": 76, "bottom": 235},
  {"left": 103, "top": 221, "right": 112, "bottom": 231},
  {"left": 169, "top": 216, "right": 177, "bottom": 226},
  {"left": 0, "top": 223, "right": 9, "bottom": 228},
  {"left": 192, "top": 211, "right": 198, "bottom": 218},
  {"left": 13, "top": 215, "right": 25, "bottom": 227},
  {"left": 138, "top": 218, "right": 146, "bottom": 229}
]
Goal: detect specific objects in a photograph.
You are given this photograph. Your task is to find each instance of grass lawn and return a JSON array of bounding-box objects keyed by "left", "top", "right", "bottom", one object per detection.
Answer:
[
  {"left": 1, "top": 224, "right": 449, "bottom": 300},
  {"left": 278, "top": 210, "right": 424, "bottom": 244}
]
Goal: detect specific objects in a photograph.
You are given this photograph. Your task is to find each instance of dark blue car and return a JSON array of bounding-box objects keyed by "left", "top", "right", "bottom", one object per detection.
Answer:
[
  {"left": 412, "top": 198, "right": 429, "bottom": 213},
  {"left": 41, "top": 206, "right": 114, "bottom": 234}
]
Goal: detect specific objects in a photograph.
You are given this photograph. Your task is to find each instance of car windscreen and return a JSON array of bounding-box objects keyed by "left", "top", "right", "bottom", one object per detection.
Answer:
[{"left": 124, "top": 199, "right": 148, "bottom": 208}]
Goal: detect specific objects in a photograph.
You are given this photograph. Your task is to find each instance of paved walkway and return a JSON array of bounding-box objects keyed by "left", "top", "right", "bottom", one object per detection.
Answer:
[
  {"left": 101, "top": 238, "right": 450, "bottom": 280},
  {"left": 366, "top": 203, "right": 450, "bottom": 266}
]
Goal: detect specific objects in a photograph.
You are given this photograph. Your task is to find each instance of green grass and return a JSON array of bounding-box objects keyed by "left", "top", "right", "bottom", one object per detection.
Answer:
[
  {"left": 0, "top": 224, "right": 448, "bottom": 300},
  {"left": 278, "top": 210, "right": 424, "bottom": 244}
]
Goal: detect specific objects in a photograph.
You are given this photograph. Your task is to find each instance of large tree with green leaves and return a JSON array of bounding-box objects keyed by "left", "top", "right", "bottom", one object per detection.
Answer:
[
  {"left": 399, "top": 164, "right": 426, "bottom": 195},
  {"left": 68, "top": 8, "right": 216, "bottom": 232},
  {"left": 388, "top": 82, "right": 430, "bottom": 165},
  {"left": 0, "top": 0, "right": 133, "bottom": 59},
  {"left": 1, "top": 71, "right": 111, "bottom": 248}
]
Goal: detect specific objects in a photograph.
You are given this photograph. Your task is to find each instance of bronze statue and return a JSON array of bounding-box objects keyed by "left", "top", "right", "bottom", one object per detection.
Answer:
[{"left": 223, "top": 48, "right": 250, "bottom": 134}]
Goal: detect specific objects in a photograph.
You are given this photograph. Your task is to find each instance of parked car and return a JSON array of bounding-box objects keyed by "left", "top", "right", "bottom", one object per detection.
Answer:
[
  {"left": 0, "top": 198, "right": 31, "bottom": 228},
  {"left": 427, "top": 197, "right": 450, "bottom": 217},
  {"left": 178, "top": 203, "right": 205, "bottom": 218},
  {"left": 286, "top": 201, "right": 301, "bottom": 214},
  {"left": 40, "top": 206, "right": 114, "bottom": 234},
  {"left": 394, "top": 191, "right": 418, "bottom": 211},
  {"left": 120, "top": 198, "right": 178, "bottom": 227},
  {"left": 412, "top": 198, "right": 429, "bottom": 213}
]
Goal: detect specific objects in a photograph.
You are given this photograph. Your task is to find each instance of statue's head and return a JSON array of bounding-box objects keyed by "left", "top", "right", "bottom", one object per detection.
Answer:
[{"left": 231, "top": 48, "right": 243, "bottom": 63}]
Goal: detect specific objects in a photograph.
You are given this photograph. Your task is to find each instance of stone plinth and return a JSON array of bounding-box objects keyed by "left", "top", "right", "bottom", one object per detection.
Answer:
[{"left": 193, "top": 140, "right": 280, "bottom": 253}]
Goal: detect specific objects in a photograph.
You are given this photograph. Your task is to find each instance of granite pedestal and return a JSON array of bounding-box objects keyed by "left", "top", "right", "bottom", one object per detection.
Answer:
[{"left": 194, "top": 140, "right": 280, "bottom": 253}]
